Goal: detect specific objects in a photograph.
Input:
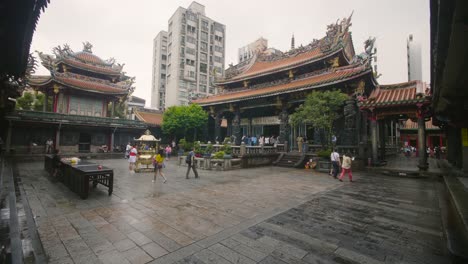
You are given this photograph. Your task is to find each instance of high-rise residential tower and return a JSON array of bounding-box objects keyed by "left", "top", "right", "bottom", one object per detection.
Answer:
[
  {"left": 407, "top": 34, "right": 422, "bottom": 81},
  {"left": 151, "top": 1, "right": 226, "bottom": 109}
]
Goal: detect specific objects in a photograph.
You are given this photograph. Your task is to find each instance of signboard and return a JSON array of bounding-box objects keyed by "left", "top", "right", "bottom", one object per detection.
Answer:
[
  {"left": 252, "top": 116, "right": 280, "bottom": 125},
  {"left": 462, "top": 128, "right": 468, "bottom": 147}
]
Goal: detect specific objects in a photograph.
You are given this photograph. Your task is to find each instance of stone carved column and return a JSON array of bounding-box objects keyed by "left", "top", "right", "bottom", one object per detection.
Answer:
[
  {"left": 279, "top": 103, "right": 290, "bottom": 145},
  {"left": 214, "top": 112, "right": 222, "bottom": 143},
  {"left": 370, "top": 113, "right": 378, "bottom": 165},
  {"left": 417, "top": 107, "right": 428, "bottom": 170},
  {"left": 232, "top": 107, "right": 241, "bottom": 146}
]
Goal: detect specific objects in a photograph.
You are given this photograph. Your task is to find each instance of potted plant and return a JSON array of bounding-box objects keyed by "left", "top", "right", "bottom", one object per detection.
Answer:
[
  {"left": 178, "top": 138, "right": 187, "bottom": 156},
  {"left": 204, "top": 143, "right": 213, "bottom": 158},
  {"left": 213, "top": 151, "right": 225, "bottom": 159},
  {"left": 220, "top": 144, "right": 232, "bottom": 159},
  {"left": 316, "top": 149, "right": 332, "bottom": 172}
]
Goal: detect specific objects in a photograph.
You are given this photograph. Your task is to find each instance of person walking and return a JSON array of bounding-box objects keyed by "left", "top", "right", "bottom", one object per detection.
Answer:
[
  {"left": 128, "top": 144, "right": 138, "bottom": 173},
  {"left": 165, "top": 145, "right": 172, "bottom": 160},
  {"left": 46, "top": 138, "right": 53, "bottom": 154},
  {"left": 153, "top": 149, "right": 167, "bottom": 183},
  {"left": 125, "top": 142, "right": 131, "bottom": 159},
  {"left": 339, "top": 152, "right": 353, "bottom": 182},
  {"left": 330, "top": 149, "right": 340, "bottom": 179},
  {"left": 185, "top": 147, "right": 199, "bottom": 179}
]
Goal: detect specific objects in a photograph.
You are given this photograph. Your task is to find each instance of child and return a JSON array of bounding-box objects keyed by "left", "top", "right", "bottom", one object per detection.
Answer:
[{"left": 153, "top": 149, "right": 167, "bottom": 183}]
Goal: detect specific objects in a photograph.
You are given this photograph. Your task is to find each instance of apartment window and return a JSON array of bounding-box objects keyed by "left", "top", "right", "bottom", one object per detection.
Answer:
[
  {"left": 213, "top": 66, "right": 222, "bottom": 75},
  {"left": 200, "top": 63, "right": 207, "bottom": 73},
  {"left": 161, "top": 64, "right": 166, "bottom": 70},
  {"left": 214, "top": 56, "right": 223, "bottom": 63},
  {"left": 201, "top": 20, "right": 209, "bottom": 32},
  {"left": 215, "top": 45, "right": 223, "bottom": 53},
  {"left": 200, "top": 74, "right": 207, "bottom": 84},
  {"left": 179, "top": 80, "right": 186, "bottom": 89},
  {"left": 185, "top": 59, "right": 195, "bottom": 66},
  {"left": 161, "top": 55, "right": 167, "bottom": 60},
  {"left": 189, "top": 82, "right": 196, "bottom": 90},
  {"left": 200, "top": 42, "right": 208, "bottom": 52},
  {"left": 187, "top": 36, "right": 196, "bottom": 44},
  {"left": 181, "top": 36, "right": 185, "bottom": 45},
  {"left": 179, "top": 69, "right": 184, "bottom": 77},
  {"left": 187, "top": 25, "right": 196, "bottom": 34},
  {"left": 187, "top": 12, "right": 197, "bottom": 21},
  {"left": 201, "top": 32, "right": 208, "bottom": 42},
  {"left": 209, "top": 87, "right": 215, "bottom": 94},
  {"left": 168, "top": 21, "right": 173, "bottom": 31},
  {"left": 180, "top": 58, "right": 185, "bottom": 68},
  {"left": 188, "top": 71, "right": 195, "bottom": 78},
  {"left": 186, "top": 47, "right": 196, "bottom": 55},
  {"left": 180, "top": 47, "right": 185, "bottom": 57},
  {"left": 200, "top": 53, "right": 207, "bottom": 62},
  {"left": 200, "top": 85, "right": 207, "bottom": 93},
  {"left": 167, "top": 54, "right": 171, "bottom": 62},
  {"left": 161, "top": 74, "right": 166, "bottom": 79},
  {"left": 215, "top": 35, "right": 223, "bottom": 42}
]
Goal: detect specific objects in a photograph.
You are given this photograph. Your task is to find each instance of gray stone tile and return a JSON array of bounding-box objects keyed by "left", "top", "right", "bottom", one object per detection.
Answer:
[
  {"left": 99, "top": 250, "right": 131, "bottom": 264},
  {"left": 193, "top": 248, "right": 231, "bottom": 264},
  {"left": 122, "top": 247, "right": 154, "bottom": 264},
  {"left": 127, "top": 231, "right": 153, "bottom": 246},
  {"left": 208, "top": 243, "right": 256, "bottom": 264},
  {"left": 142, "top": 242, "right": 169, "bottom": 259},
  {"left": 114, "top": 238, "right": 137, "bottom": 252}
]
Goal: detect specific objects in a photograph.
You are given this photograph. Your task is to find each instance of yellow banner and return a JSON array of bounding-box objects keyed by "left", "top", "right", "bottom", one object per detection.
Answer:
[{"left": 462, "top": 128, "right": 468, "bottom": 147}]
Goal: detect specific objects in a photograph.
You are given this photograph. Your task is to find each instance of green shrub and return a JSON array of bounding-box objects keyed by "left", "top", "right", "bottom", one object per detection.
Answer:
[
  {"left": 220, "top": 144, "right": 232, "bottom": 155},
  {"left": 194, "top": 141, "right": 202, "bottom": 154},
  {"left": 178, "top": 138, "right": 187, "bottom": 150},
  {"left": 213, "top": 151, "right": 225, "bottom": 159},
  {"left": 317, "top": 149, "right": 332, "bottom": 159},
  {"left": 205, "top": 143, "right": 213, "bottom": 154}
]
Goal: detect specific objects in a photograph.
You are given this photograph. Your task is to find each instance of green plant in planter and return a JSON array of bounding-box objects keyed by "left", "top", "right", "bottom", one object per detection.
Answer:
[
  {"left": 194, "top": 141, "right": 202, "bottom": 155},
  {"left": 213, "top": 151, "right": 225, "bottom": 159},
  {"left": 220, "top": 144, "right": 232, "bottom": 155},
  {"left": 317, "top": 149, "right": 332, "bottom": 159},
  {"left": 178, "top": 138, "right": 187, "bottom": 151},
  {"left": 205, "top": 143, "right": 213, "bottom": 154}
]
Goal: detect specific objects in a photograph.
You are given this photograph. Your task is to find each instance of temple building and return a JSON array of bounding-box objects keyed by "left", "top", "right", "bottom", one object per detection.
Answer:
[
  {"left": 3, "top": 42, "right": 151, "bottom": 154},
  {"left": 195, "top": 15, "right": 377, "bottom": 157},
  {"left": 194, "top": 15, "right": 434, "bottom": 167}
]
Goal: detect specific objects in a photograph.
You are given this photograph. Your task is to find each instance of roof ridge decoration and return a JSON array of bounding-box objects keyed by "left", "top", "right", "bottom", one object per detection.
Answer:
[
  {"left": 36, "top": 43, "right": 124, "bottom": 73},
  {"left": 221, "top": 12, "right": 355, "bottom": 82}
]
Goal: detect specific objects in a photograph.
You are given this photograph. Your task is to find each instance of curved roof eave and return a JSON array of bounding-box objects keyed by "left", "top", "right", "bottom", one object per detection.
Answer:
[{"left": 199, "top": 68, "right": 372, "bottom": 107}]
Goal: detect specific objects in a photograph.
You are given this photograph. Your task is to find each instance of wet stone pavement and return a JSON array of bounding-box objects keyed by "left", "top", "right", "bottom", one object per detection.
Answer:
[{"left": 15, "top": 158, "right": 450, "bottom": 263}]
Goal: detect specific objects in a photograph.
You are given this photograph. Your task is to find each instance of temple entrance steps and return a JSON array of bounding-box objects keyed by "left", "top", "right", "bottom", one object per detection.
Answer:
[{"left": 273, "top": 152, "right": 307, "bottom": 168}]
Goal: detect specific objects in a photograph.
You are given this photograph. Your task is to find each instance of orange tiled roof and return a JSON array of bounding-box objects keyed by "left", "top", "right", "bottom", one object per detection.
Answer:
[
  {"left": 135, "top": 111, "right": 163, "bottom": 126},
  {"left": 54, "top": 74, "right": 128, "bottom": 94},
  {"left": 28, "top": 75, "right": 52, "bottom": 86},
  {"left": 62, "top": 58, "right": 121, "bottom": 75},
  {"left": 401, "top": 118, "right": 440, "bottom": 130},
  {"left": 359, "top": 81, "right": 429, "bottom": 109},
  {"left": 195, "top": 65, "right": 369, "bottom": 105},
  {"left": 73, "top": 51, "right": 110, "bottom": 66}
]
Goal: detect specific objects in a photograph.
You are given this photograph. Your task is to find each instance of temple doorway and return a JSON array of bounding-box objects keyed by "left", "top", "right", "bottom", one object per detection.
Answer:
[
  {"left": 79, "top": 133, "right": 91, "bottom": 153},
  {"left": 263, "top": 125, "right": 279, "bottom": 138}
]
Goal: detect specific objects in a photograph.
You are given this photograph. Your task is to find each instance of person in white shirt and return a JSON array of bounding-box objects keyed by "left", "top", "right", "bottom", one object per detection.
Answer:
[
  {"left": 125, "top": 142, "right": 131, "bottom": 159},
  {"left": 330, "top": 149, "right": 340, "bottom": 179}
]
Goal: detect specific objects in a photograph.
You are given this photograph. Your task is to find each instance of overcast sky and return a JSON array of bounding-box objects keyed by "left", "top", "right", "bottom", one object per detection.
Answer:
[{"left": 31, "top": 0, "right": 430, "bottom": 106}]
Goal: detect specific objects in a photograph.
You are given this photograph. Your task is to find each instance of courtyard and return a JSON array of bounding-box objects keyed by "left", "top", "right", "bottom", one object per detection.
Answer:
[{"left": 12, "top": 158, "right": 449, "bottom": 264}]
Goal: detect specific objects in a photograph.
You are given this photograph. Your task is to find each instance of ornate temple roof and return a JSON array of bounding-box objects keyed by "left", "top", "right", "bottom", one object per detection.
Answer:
[
  {"left": 359, "top": 80, "right": 430, "bottom": 109},
  {"left": 37, "top": 42, "right": 124, "bottom": 76},
  {"left": 195, "top": 64, "right": 370, "bottom": 106},
  {"left": 28, "top": 72, "right": 131, "bottom": 95},
  {"left": 218, "top": 14, "right": 356, "bottom": 84},
  {"left": 135, "top": 110, "right": 163, "bottom": 126}
]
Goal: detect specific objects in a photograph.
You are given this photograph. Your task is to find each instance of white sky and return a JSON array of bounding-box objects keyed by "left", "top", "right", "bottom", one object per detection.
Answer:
[{"left": 31, "top": 0, "right": 430, "bottom": 106}]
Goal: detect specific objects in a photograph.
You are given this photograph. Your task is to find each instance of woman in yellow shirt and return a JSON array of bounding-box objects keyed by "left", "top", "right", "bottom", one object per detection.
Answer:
[{"left": 153, "top": 149, "right": 167, "bottom": 183}]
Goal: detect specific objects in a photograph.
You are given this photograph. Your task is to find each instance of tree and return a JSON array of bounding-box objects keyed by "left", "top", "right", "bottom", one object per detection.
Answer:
[
  {"left": 290, "top": 90, "right": 348, "bottom": 147},
  {"left": 162, "top": 104, "right": 208, "bottom": 142},
  {"left": 16, "top": 91, "right": 53, "bottom": 111}
]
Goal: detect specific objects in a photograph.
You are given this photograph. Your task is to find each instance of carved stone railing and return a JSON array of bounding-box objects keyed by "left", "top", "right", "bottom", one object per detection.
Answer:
[
  {"left": 8, "top": 110, "right": 148, "bottom": 128},
  {"left": 199, "top": 143, "right": 287, "bottom": 157}
]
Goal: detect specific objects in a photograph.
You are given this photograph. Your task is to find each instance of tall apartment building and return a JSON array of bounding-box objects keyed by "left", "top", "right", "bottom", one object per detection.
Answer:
[
  {"left": 407, "top": 34, "right": 422, "bottom": 81},
  {"left": 238, "top": 38, "right": 268, "bottom": 63},
  {"left": 151, "top": 1, "right": 226, "bottom": 109}
]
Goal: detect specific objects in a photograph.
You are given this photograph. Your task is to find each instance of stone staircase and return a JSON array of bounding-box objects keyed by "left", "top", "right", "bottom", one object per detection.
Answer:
[{"left": 273, "top": 152, "right": 306, "bottom": 168}]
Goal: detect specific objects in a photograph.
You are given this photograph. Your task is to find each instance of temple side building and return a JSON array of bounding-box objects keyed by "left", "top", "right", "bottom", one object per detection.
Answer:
[{"left": 4, "top": 43, "right": 152, "bottom": 154}]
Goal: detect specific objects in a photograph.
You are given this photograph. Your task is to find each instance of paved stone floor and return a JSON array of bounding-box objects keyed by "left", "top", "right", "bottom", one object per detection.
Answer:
[{"left": 15, "top": 158, "right": 450, "bottom": 264}]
